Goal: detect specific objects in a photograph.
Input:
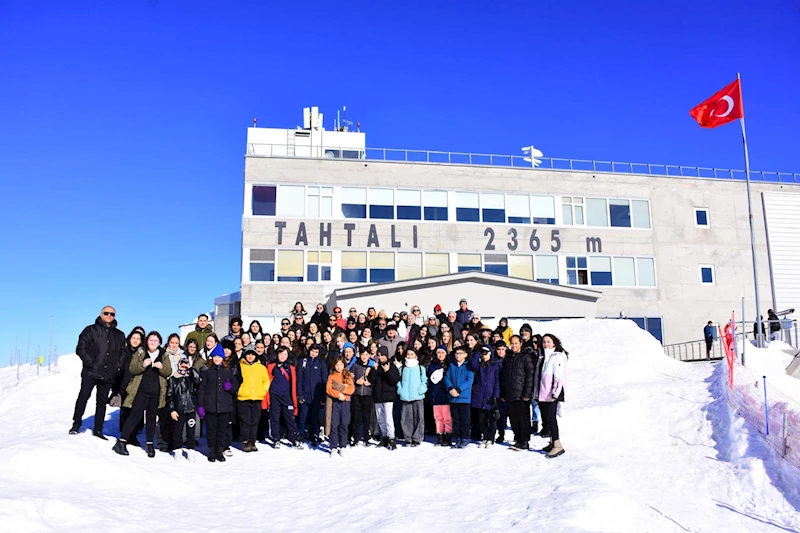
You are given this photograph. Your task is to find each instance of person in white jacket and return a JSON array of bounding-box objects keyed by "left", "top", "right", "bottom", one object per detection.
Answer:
[{"left": 537, "top": 334, "right": 568, "bottom": 458}]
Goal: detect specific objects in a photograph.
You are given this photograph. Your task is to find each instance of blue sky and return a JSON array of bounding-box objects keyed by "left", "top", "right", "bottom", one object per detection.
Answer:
[{"left": 1, "top": 1, "right": 798, "bottom": 364}]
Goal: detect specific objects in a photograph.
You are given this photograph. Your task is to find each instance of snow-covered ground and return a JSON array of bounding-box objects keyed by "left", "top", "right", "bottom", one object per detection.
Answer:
[{"left": 1, "top": 319, "right": 799, "bottom": 533}]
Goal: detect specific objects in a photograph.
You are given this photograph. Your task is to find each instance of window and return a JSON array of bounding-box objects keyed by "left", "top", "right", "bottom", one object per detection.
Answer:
[
  {"left": 370, "top": 252, "right": 395, "bottom": 282},
  {"left": 586, "top": 198, "right": 609, "bottom": 227},
  {"left": 589, "top": 256, "right": 612, "bottom": 286},
  {"left": 456, "top": 192, "right": 480, "bottom": 222},
  {"left": 536, "top": 255, "right": 559, "bottom": 284},
  {"left": 632, "top": 200, "right": 650, "bottom": 228},
  {"left": 613, "top": 257, "right": 636, "bottom": 287},
  {"left": 609, "top": 199, "right": 631, "bottom": 228},
  {"left": 397, "top": 190, "right": 422, "bottom": 220},
  {"left": 424, "top": 190, "right": 448, "bottom": 221},
  {"left": 509, "top": 255, "right": 534, "bottom": 280},
  {"left": 368, "top": 189, "right": 394, "bottom": 220},
  {"left": 484, "top": 254, "right": 508, "bottom": 275},
  {"left": 341, "top": 187, "right": 367, "bottom": 219},
  {"left": 249, "top": 249, "right": 275, "bottom": 281},
  {"left": 695, "top": 208, "right": 709, "bottom": 227},
  {"left": 252, "top": 186, "right": 276, "bottom": 216},
  {"left": 566, "top": 256, "right": 588, "bottom": 285},
  {"left": 562, "top": 197, "right": 584, "bottom": 225},
  {"left": 481, "top": 193, "right": 505, "bottom": 223},
  {"left": 425, "top": 253, "right": 450, "bottom": 276},
  {"left": 507, "top": 195, "right": 531, "bottom": 224},
  {"left": 278, "top": 185, "right": 305, "bottom": 217},
  {"left": 631, "top": 316, "right": 664, "bottom": 343},
  {"left": 307, "top": 186, "right": 333, "bottom": 218},
  {"left": 307, "top": 251, "right": 332, "bottom": 282},
  {"left": 457, "top": 253, "right": 482, "bottom": 272},
  {"left": 397, "top": 252, "right": 422, "bottom": 280},
  {"left": 276, "top": 250, "right": 304, "bottom": 282},
  {"left": 700, "top": 265, "right": 715, "bottom": 285},
  {"left": 636, "top": 258, "right": 656, "bottom": 287},
  {"left": 532, "top": 196, "right": 555, "bottom": 225},
  {"left": 341, "top": 252, "right": 367, "bottom": 283}
]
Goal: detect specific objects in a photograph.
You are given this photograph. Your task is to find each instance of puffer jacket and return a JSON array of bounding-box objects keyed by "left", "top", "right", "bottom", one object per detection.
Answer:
[
  {"left": 166, "top": 369, "right": 201, "bottom": 414},
  {"left": 76, "top": 317, "right": 127, "bottom": 383},
  {"left": 444, "top": 360, "right": 474, "bottom": 404},
  {"left": 470, "top": 355, "right": 501, "bottom": 410},
  {"left": 184, "top": 325, "right": 214, "bottom": 355},
  {"left": 371, "top": 362, "right": 400, "bottom": 403},
  {"left": 123, "top": 347, "right": 173, "bottom": 409},
  {"left": 351, "top": 359, "right": 375, "bottom": 397},
  {"left": 426, "top": 359, "right": 450, "bottom": 406},
  {"left": 397, "top": 362, "right": 428, "bottom": 402},
  {"left": 501, "top": 348, "right": 535, "bottom": 402},
  {"left": 198, "top": 363, "right": 240, "bottom": 414},
  {"left": 536, "top": 350, "right": 567, "bottom": 403},
  {"left": 238, "top": 358, "right": 270, "bottom": 401},
  {"left": 298, "top": 355, "right": 329, "bottom": 403}
]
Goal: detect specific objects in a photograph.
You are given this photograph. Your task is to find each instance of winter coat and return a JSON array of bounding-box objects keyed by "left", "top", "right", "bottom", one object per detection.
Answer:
[
  {"left": 76, "top": 317, "right": 127, "bottom": 383},
  {"left": 379, "top": 335, "right": 402, "bottom": 360},
  {"left": 351, "top": 359, "right": 375, "bottom": 397},
  {"left": 115, "top": 343, "right": 138, "bottom": 396},
  {"left": 444, "top": 360, "right": 474, "bottom": 404},
  {"left": 198, "top": 364, "right": 240, "bottom": 414},
  {"left": 326, "top": 371, "right": 355, "bottom": 401},
  {"left": 298, "top": 355, "right": 329, "bottom": 403},
  {"left": 537, "top": 350, "right": 567, "bottom": 403},
  {"left": 496, "top": 325, "right": 514, "bottom": 346},
  {"left": 238, "top": 359, "right": 270, "bottom": 401},
  {"left": 397, "top": 362, "right": 428, "bottom": 402},
  {"left": 470, "top": 355, "right": 501, "bottom": 410},
  {"left": 447, "top": 320, "right": 463, "bottom": 340},
  {"left": 184, "top": 325, "right": 214, "bottom": 354},
  {"left": 264, "top": 362, "right": 298, "bottom": 414},
  {"left": 501, "top": 349, "right": 535, "bottom": 402},
  {"left": 455, "top": 308, "right": 474, "bottom": 326},
  {"left": 310, "top": 310, "right": 330, "bottom": 327},
  {"left": 166, "top": 368, "right": 201, "bottom": 415},
  {"left": 426, "top": 359, "right": 450, "bottom": 406},
  {"left": 371, "top": 362, "right": 400, "bottom": 403},
  {"left": 703, "top": 324, "right": 715, "bottom": 341},
  {"left": 123, "top": 348, "right": 172, "bottom": 409}
]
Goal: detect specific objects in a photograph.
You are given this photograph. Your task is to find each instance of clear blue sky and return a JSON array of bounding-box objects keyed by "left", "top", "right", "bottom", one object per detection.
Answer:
[{"left": 1, "top": 1, "right": 798, "bottom": 365}]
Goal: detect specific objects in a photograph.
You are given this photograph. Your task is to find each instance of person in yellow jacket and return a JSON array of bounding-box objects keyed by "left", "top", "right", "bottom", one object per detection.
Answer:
[
  {"left": 495, "top": 317, "right": 514, "bottom": 347},
  {"left": 238, "top": 349, "right": 270, "bottom": 452}
]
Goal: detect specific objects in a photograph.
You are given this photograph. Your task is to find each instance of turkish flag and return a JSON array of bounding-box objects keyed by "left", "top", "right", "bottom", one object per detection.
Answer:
[{"left": 690, "top": 79, "right": 743, "bottom": 128}]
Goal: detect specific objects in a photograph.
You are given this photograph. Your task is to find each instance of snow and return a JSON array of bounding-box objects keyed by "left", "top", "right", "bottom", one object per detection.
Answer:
[
  {"left": 739, "top": 341, "right": 800, "bottom": 399},
  {"left": 1, "top": 319, "right": 799, "bottom": 533}
]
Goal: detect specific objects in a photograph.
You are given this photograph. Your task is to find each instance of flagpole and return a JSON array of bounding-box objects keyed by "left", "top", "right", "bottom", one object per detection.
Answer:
[{"left": 738, "top": 72, "right": 763, "bottom": 350}]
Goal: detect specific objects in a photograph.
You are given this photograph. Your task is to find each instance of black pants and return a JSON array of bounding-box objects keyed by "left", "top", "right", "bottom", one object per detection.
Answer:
[
  {"left": 158, "top": 406, "right": 172, "bottom": 448},
  {"left": 72, "top": 374, "right": 111, "bottom": 432},
  {"left": 269, "top": 393, "right": 298, "bottom": 442},
  {"left": 238, "top": 400, "right": 261, "bottom": 444},
  {"left": 451, "top": 403, "right": 471, "bottom": 440},
  {"left": 171, "top": 412, "right": 197, "bottom": 450},
  {"left": 539, "top": 401, "right": 560, "bottom": 441},
  {"left": 205, "top": 411, "right": 231, "bottom": 452},
  {"left": 507, "top": 400, "right": 531, "bottom": 445},
  {"left": 350, "top": 395, "right": 374, "bottom": 443},
  {"left": 121, "top": 393, "right": 158, "bottom": 443},
  {"left": 495, "top": 401, "right": 508, "bottom": 440},
  {"left": 257, "top": 408, "right": 269, "bottom": 441},
  {"left": 478, "top": 409, "right": 495, "bottom": 441}
]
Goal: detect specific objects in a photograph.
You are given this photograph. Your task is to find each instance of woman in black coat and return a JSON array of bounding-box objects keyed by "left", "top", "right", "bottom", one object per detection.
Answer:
[{"left": 197, "top": 344, "right": 240, "bottom": 462}]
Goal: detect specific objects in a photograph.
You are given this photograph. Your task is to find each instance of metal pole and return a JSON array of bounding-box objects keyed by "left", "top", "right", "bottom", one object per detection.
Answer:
[
  {"left": 763, "top": 375, "right": 769, "bottom": 435},
  {"left": 739, "top": 73, "right": 764, "bottom": 349},
  {"left": 761, "top": 193, "right": 779, "bottom": 315},
  {"left": 741, "top": 297, "right": 746, "bottom": 365}
]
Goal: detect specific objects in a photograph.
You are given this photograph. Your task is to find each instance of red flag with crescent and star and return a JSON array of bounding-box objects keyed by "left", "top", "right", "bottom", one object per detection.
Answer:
[{"left": 690, "top": 79, "right": 743, "bottom": 128}]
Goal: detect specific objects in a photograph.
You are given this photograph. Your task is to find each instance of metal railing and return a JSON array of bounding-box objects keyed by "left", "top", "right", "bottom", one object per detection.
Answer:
[
  {"left": 246, "top": 143, "right": 800, "bottom": 184},
  {"left": 664, "top": 319, "right": 798, "bottom": 363},
  {"left": 664, "top": 338, "right": 726, "bottom": 362}
]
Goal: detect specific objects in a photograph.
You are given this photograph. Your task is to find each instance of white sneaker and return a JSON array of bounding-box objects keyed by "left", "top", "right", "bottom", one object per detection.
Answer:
[
  {"left": 223, "top": 448, "right": 233, "bottom": 457},
  {"left": 172, "top": 449, "right": 183, "bottom": 461},
  {"left": 337, "top": 447, "right": 345, "bottom": 457},
  {"left": 483, "top": 440, "right": 492, "bottom": 448},
  {"left": 186, "top": 450, "right": 196, "bottom": 463}
]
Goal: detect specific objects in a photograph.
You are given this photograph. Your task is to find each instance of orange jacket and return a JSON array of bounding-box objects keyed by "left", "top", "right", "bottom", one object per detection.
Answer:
[{"left": 326, "top": 371, "right": 355, "bottom": 401}]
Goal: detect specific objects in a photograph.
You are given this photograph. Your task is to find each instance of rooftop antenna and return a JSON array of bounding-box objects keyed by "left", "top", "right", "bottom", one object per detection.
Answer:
[
  {"left": 341, "top": 105, "right": 353, "bottom": 132},
  {"left": 521, "top": 145, "right": 544, "bottom": 167},
  {"left": 252, "top": 117, "right": 257, "bottom": 128}
]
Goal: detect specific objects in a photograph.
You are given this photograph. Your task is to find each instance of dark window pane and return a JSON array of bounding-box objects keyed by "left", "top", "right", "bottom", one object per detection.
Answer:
[
  {"left": 456, "top": 207, "right": 480, "bottom": 222},
  {"left": 342, "top": 150, "right": 360, "bottom": 159},
  {"left": 252, "top": 186, "right": 276, "bottom": 216},
  {"left": 458, "top": 266, "right": 481, "bottom": 272},
  {"left": 508, "top": 216, "right": 530, "bottom": 224},
  {"left": 485, "top": 264, "right": 508, "bottom": 275},
  {"left": 307, "top": 265, "right": 319, "bottom": 282},
  {"left": 701, "top": 267, "right": 713, "bottom": 283},
  {"left": 250, "top": 263, "right": 274, "bottom": 281},
  {"left": 631, "top": 317, "right": 646, "bottom": 330},
  {"left": 591, "top": 271, "right": 613, "bottom": 286},
  {"left": 533, "top": 217, "right": 555, "bottom": 225},
  {"left": 321, "top": 266, "right": 331, "bottom": 281},
  {"left": 369, "top": 205, "right": 394, "bottom": 219},
  {"left": 482, "top": 209, "right": 505, "bottom": 223},
  {"left": 277, "top": 276, "right": 303, "bottom": 282},
  {"left": 397, "top": 206, "right": 422, "bottom": 220},
  {"left": 577, "top": 271, "right": 589, "bottom": 284},
  {"left": 342, "top": 204, "right": 367, "bottom": 219},
  {"left": 424, "top": 206, "right": 448, "bottom": 221},
  {"left": 567, "top": 257, "right": 576, "bottom": 268},
  {"left": 370, "top": 269, "right": 395, "bottom": 283},
  {"left": 537, "top": 278, "right": 559, "bottom": 284},
  {"left": 696, "top": 210, "right": 708, "bottom": 226},
  {"left": 609, "top": 204, "right": 631, "bottom": 227},
  {"left": 342, "top": 268, "right": 367, "bottom": 283},
  {"left": 646, "top": 317, "right": 663, "bottom": 343}
]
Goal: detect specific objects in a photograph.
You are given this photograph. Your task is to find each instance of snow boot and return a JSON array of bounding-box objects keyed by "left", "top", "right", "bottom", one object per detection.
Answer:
[
  {"left": 112, "top": 440, "right": 129, "bottom": 456},
  {"left": 223, "top": 447, "right": 233, "bottom": 457},
  {"left": 546, "top": 440, "right": 565, "bottom": 459},
  {"left": 69, "top": 425, "right": 80, "bottom": 435},
  {"left": 207, "top": 449, "right": 216, "bottom": 462},
  {"left": 435, "top": 434, "right": 443, "bottom": 446},
  {"left": 541, "top": 439, "right": 554, "bottom": 454},
  {"left": 158, "top": 441, "right": 170, "bottom": 453},
  {"left": 444, "top": 433, "right": 452, "bottom": 447},
  {"left": 251, "top": 443, "right": 259, "bottom": 452},
  {"left": 217, "top": 449, "right": 226, "bottom": 462},
  {"left": 495, "top": 435, "right": 504, "bottom": 445},
  {"left": 292, "top": 441, "right": 304, "bottom": 450},
  {"left": 146, "top": 443, "right": 156, "bottom": 458},
  {"left": 337, "top": 447, "right": 345, "bottom": 457},
  {"left": 388, "top": 438, "right": 397, "bottom": 450},
  {"left": 173, "top": 449, "right": 183, "bottom": 461},
  {"left": 457, "top": 439, "right": 468, "bottom": 449},
  {"left": 186, "top": 449, "right": 197, "bottom": 463},
  {"left": 93, "top": 430, "right": 108, "bottom": 440},
  {"left": 539, "top": 428, "right": 551, "bottom": 439},
  {"left": 242, "top": 441, "right": 251, "bottom": 452},
  {"left": 379, "top": 437, "right": 389, "bottom": 448}
]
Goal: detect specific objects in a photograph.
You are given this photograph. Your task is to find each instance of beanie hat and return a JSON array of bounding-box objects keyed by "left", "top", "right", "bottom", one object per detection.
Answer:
[
  {"left": 342, "top": 342, "right": 356, "bottom": 356},
  {"left": 520, "top": 323, "right": 533, "bottom": 334},
  {"left": 434, "top": 304, "right": 442, "bottom": 312},
  {"left": 209, "top": 344, "right": 225, "bottom": 359},
  {"left": 377, "top": 346, "right": 390, "bottom": 358},
  {"left": 436, "top": 345, "right": 448, "bottom": 353},
  {"left": 243, "top": 349, "right": 257, "bottom": 359}
]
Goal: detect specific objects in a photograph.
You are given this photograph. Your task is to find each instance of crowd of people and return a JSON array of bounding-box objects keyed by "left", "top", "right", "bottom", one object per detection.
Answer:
[{"left": 70, "top": 300, "right": 568, "bottom": 462}]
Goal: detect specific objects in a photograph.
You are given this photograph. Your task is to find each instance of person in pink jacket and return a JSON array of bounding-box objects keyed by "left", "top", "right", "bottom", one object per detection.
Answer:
[{"left": 536, "top": 334, "right": 567, "bottom": 458}]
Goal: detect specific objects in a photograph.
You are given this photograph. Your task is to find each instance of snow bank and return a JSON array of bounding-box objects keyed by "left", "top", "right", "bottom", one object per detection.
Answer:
[{"left": 2, "top": 320, "right": 799, "bottom": 532}]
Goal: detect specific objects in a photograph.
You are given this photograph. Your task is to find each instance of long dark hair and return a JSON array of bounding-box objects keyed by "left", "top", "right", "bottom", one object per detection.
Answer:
[{"left": 542, "top": 333, "right": 569, "bottom": 358}]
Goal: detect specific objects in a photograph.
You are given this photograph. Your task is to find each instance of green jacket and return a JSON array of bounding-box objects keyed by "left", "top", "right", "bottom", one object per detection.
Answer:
[
  {"left": 184, "top": 325, "right": 214, "bottom": 354},
  {"left": 123, "top": 347, "right": 173, "bottom": 409}
]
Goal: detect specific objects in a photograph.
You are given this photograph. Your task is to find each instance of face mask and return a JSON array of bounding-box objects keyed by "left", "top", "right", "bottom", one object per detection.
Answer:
[
  {"left": 405, "top": 358, "right": 419, "bottom": 368},
  {"left": 544, "top": 348, "right": 555, "bottom": 356}
]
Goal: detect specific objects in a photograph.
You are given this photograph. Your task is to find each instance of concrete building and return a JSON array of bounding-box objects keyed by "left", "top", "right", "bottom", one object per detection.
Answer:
[{"left": 212, "top": 107, "right": 800, "bottom": 345}]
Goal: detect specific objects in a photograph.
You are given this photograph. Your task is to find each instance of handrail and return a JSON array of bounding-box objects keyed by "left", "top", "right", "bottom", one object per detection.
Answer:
[{"left": 245, "top": 143, "right": 800, "bottom": 184}]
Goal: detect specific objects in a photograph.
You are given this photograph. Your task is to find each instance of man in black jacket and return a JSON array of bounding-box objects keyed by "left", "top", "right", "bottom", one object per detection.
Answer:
[
  {"left": 501, "top": 335, "right": 535, "bottom": 451},
  {"left": 71, "top": 306, "right": 126, "bottom": 438}
]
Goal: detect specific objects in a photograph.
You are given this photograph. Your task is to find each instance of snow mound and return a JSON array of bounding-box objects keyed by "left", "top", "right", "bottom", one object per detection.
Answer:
[{"left": 1, "top": 319, "right": 799, "bottom": 533}]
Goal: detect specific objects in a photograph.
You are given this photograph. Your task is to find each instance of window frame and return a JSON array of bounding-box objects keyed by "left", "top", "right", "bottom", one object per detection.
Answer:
[
  {"left": 694, "top": 207, "right": 710, "bottom": 228},
  {"left": 700, "top": 264, "right": 715, "bottom": 285}
]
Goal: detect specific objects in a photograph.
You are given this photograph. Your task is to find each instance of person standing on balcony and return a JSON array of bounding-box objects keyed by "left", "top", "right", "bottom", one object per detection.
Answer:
[{"left": 703, "top": 321, "right": 716, "bottom": 359}]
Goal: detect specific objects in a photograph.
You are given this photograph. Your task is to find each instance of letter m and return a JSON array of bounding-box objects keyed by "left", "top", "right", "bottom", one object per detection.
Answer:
[{"left": 586, "top": 237, "right": 602, "bottom": 253}]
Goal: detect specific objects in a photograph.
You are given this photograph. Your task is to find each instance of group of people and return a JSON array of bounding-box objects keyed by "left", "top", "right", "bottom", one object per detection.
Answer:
[
  {"left": 70, "top": 299, "right": 568, "bottom": 462},
  {"left": 703, "top": 308, "right": 783, "bottom": 358}
]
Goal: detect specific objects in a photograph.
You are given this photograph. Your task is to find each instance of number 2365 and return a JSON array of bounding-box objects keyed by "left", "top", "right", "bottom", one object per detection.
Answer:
[{"left": 484, "top": 228, "right": 561, "bottom": 252}]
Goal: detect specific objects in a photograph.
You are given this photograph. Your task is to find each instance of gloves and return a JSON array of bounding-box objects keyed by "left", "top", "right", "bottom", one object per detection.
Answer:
[
  {"left": 197, "top": 407, "right": 206, "bottom": 419},
  {"left": 223, "top": 379, "right": 232, "bottom": 391}
]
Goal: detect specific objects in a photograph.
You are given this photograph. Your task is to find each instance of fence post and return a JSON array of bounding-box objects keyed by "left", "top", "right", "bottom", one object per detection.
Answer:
[
  {"left": 783, "top": 412, "right": 788, "bottom": 457},
  {"left": 763, "top": 376, "right": 769, "bottom": 435}
]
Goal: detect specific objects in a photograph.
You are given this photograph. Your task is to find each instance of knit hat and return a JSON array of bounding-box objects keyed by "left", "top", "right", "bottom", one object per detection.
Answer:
[
  {"left": 459, "top": 298, "right": 467, "bottom": 304},
  {"left": 520, "top": 323, "right": 533, "bottom": 334},
  {"left": 385, "top": 323, "right": 397, "bottom": 332},
  {"left": 434, "top": 304, "right": 442, "bottom": 313},
  {"left": 243, "top": 349, "right": 257, "bottom": 360},
  {"left": 377, "top": 346, "right": 390, "bottom": 358},
  {"left": 436, "top": 345, "right": 448, "bottom": 354},
  {"left": 209, "top": 344, "right": 225, "bottom": 359},
  {"left": 342, "top": 342, "right": 356, "bottom": 356}
]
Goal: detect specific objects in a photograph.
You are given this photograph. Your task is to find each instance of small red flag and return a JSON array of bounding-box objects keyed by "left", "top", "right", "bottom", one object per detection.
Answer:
[{"left": 690, "top": 79, "right": 743, "bottom": 128}]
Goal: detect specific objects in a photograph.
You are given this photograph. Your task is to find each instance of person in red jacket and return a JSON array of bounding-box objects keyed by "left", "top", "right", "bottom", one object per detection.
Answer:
[{"left": 266, "top": 347, "right": 301, "bottom": 449}]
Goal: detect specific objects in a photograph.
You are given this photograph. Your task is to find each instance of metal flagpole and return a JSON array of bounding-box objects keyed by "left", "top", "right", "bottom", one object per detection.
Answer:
[{"left": 738, "top": 72, "right": 764, "bottom": 350}]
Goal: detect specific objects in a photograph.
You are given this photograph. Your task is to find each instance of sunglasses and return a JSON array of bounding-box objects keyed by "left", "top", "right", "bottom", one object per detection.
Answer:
[
  {"left": 281, "top": 322, "right": 289, "bottom": 326},
  {"left": 103, "top": 312, "right": 115, "bottom": 317},
  {"left": 295, "top": 317, "right": 303, "bottom": 320}
]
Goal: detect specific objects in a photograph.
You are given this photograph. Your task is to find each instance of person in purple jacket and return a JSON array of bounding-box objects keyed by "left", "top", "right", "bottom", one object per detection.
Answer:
[{"left": 471, "top": 346, "right": 501, "bottom": 448}]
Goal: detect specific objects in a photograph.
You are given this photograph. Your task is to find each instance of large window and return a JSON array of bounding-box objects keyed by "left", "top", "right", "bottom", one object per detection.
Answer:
[
  {"left": 507, "top": 195, "right": 531, "bottom": 224},
  {"left": 532, "top": 196, "right": 556, "bottom": 225},
  {"left": 457, "top": 253, "right": 482, "bottom": 272},
  {"left": 276, "top": 250, "right": 304, "bottom": 282},
  {"left": 456, "top": 192, "right": 480, "bottom": 222},
  {"left": 341, "top": 187, "right": 367, "bottom": 219},
  {"left": 562, "top": 196, "right": 584, "bottom": 225},
  {"left": 481, "top": 193, "right": 505, "bottom": 223},
  {"left": 249, "top": 249, "right": 275, "bottom": 281},
  {"left": 567, "top": 256, "right": 588, "bottom": 285},
  {"left": 613, "top": 257, "right": 636, "bottom": 287},
  {"left": 631, "top": 316, "right": 664, "bottom": 343},
  {"left": 484, "top": 253, "right": 508, "bottom": 275},
  {"left": 632, "top": 200, "right": 650, "bottom": 228},
  {"left": 252, "top": 186, "right": 276, "bottom": 216},
  {"left": 397, "top": 252, "right": 423, "bottom": 280},
  {"left": 425, "top": 253, "right": 450, "bottom": 276},
  {"left": 536, "top": 255, "right": 559, "bottom": 284},
  {"left": 341, "top": 251, "right": 367, "bottom": 283},
  {"left": 609, "top": 199, "right": 631, "bottom": 228},
  {"left": 397, "top": 190, "right": 422, "bottom": 220},
  {"left": 589, "top": 256, "right": 613, "bottom": 286},
  {"left": 586, "top": 198, "right": 609, "bottom": 227},
  {"left": 509, "top": 255, "right": 534, "bottom": 280},
  {"left": 368, "top": 189, "right": 394, "bottom": 220},
  {"left": 424, "top": 190, "right": 448, "bottom": 221},
  {"left": 307, "top": 251, "right": 332, "bottom": 282},
  {"left": 370, "top": 252, "right": 395, "bottom": 282},
  {"left": 636, "top": 258, "right": 656, "bottom": 287},
  {"left": 307, "top": 186, "right": 333, "bottom": 218},
  {"left": 278, "top": 185, "right": 305, "bottom": 217}
]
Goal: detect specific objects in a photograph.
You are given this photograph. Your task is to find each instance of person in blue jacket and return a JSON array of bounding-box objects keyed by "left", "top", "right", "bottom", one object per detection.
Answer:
[
  {"left": 445, "top": 345, "right": 474, "bottom": 449},
  {"left": 297, "top": 344, "right": 329, "bottom": 447},
  {"left": 397, "top": 348, "right": 428, "bottom": 446},
  {"left": 471, "top": 345, "right": 501, "bottom": 448}
]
